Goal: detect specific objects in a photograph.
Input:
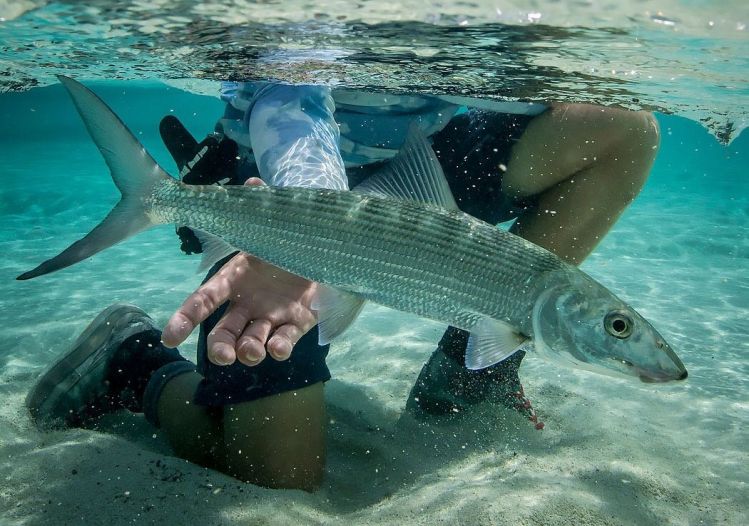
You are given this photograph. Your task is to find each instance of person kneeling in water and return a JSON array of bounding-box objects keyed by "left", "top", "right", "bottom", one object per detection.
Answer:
[{"left": 27, "top": 82, "right": 659, "bottom": 488}]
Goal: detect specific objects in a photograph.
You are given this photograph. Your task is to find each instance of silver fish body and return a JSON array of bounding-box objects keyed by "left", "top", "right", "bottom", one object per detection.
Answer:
[
  {"left": 154, "top": 180, "right": 562, "bottom": 335},
  {"left": 18, "top": 76, "right": 687, "bottom": 383}
]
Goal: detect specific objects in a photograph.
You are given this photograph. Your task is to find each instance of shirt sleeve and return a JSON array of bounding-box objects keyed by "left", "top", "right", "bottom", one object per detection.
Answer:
[{"left": 248, "top": 84, "right": 348, "bottom": 190}]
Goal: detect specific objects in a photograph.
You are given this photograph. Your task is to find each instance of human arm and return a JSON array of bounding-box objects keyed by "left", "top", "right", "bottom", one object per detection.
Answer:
[{"left": 161, "top": 84, "right": 347, "bottom": 366}]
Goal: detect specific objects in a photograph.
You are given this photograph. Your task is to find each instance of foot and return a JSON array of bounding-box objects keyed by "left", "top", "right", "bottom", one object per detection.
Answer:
[
  {"left": 26, "top": 304, "right": 159, "bottom": 428},
  {"left": 406, "top": 327, "right": 543, "bottom": 429}
]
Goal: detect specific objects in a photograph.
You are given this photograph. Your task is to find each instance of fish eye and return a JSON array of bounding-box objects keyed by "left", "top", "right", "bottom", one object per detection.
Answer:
[
  {"left": 604, "top": 310, "right": 633, "bottom": 339},
  {"left": 615, "top": 358, "right": 634, "bottom": 367}
]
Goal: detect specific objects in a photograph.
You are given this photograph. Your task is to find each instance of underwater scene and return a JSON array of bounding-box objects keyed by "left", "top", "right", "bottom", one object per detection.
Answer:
[{"left": 1, "top": 1, "right": 747, "bottom": 525}]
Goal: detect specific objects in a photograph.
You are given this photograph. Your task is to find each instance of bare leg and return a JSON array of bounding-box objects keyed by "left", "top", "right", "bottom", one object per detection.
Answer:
[
  {"left": 156, "top": 371, "right": 223, "bottom": 468},
  {"left": 156, "top": 374, "right": 326, "bottom": 490},
  {"left": 158, "top": 373, "right": 326, "bottom": 491},
  {"left": 222, "top": 383, "right": 326, "bottom": 491},
  {"left": 504, "top": 104, "right": 660, "bottom": 264}
]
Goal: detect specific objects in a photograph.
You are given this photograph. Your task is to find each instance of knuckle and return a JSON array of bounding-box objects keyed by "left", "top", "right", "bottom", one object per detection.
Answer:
[
  {"left": 207, "top": 326, "right": 232, "bottom": 343},
  {"left": 281, "top": 326, "right": 302, "bottom": 344},
  {"left": 245, "top": 319, "right": 271, "bottom": 336},
  {"left": 190, "top": 289, "right": 217, "bottom": 316}
]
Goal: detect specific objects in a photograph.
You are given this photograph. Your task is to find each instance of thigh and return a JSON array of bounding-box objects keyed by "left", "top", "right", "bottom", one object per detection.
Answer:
[
  {"left": 503, "top": 103, "right": 659, "bottom": 198},
  {"left": 503, "top": 104, "right": 659, "bottom": 263},
  {"left": 222, "top": 382, "right": 326, "bottom": 490}
]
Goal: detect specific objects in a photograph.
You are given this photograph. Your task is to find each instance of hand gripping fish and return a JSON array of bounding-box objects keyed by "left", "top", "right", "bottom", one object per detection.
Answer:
[{"left": 18, "top": 77, "right": 687, "bottom": 383}]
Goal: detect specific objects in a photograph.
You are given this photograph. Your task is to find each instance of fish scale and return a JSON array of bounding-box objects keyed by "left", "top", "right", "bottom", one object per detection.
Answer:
[{"left": 156, "top": 180, "right": 565, "bottom": 334}]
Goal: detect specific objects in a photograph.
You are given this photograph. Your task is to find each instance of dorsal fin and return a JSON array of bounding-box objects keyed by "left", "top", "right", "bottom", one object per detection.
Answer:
[{"left": 353, "top": 124, "right": 458, "bottom": 211}]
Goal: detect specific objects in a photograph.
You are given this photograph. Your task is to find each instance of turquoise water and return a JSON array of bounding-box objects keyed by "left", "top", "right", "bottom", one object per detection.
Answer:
[{"left": 1, "top": 2, "right": 748, "bottom": 525}]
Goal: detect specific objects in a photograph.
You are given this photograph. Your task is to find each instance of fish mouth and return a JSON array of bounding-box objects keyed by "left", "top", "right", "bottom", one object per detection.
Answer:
[
  {"left": 636, "top": 341, "right": 688, "bottom": 383},
  {"left": 637, "top": 368, "right": 688, "bottom": 383}
]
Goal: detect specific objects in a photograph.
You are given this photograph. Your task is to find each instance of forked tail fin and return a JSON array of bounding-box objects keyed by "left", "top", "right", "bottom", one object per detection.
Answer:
[{"left": 17, "top": 76, "right": 172, "bottom": 280}]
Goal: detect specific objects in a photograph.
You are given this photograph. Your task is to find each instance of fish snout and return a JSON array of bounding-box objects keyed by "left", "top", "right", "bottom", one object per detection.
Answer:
[
  {"left": 647, "top": 338, "right": 688, "bottom": 382},
  {"left": 637, "top": 366, "right": 688, "bottom": 383}
]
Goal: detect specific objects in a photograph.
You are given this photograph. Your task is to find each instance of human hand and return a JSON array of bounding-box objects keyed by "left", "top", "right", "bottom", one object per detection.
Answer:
[{"left": 161, "top": 178, "right": 319, "bottom": 366}]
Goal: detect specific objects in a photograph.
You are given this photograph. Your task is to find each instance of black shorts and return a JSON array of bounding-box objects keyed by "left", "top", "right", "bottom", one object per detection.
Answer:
[
  {"left": 194, "top": 109, "right": 539, "bottom": 407},
  {"left": 432, "top": 109, "right": 539, "bottom": 224}
]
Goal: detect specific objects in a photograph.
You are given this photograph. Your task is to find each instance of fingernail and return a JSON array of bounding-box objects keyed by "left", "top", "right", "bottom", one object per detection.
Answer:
[
  {"left": 165, "top": 321, "right": 188, "bottom": 344},
  {"left": 211, "top": 345, "right": 233, "bottom": 365},
  {"left": 270, "top": 345, "right": 291, "bottom": 361},
  {"left": 238, "top": 341, "right": 263, "bottom": 364},
  {"left": 243, "top": 349, "right": 261, "bottom": 364}
]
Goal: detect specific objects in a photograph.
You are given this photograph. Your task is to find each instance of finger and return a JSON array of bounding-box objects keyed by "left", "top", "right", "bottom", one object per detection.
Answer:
[
  {"left": 206, "top": 304, "right": 252, "bottom": 366},
  {"left": 267, "top": 323, "right": 304, "bottom": 361},
  {"left": 162, "top": 268, "right": 236, "bottom": 348},
  {"left": 244, "top": 177, "right": 265, "bottom": 187},
  {"left": 236, "top": 319, "right": 273, "bottom": 366}
]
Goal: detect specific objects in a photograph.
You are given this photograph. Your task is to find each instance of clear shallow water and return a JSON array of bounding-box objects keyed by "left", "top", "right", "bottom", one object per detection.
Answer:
[
  {"left": 1, "top": 2, "right": 748, "bottom": 525},
  {"left": 1, "top": 81, "right": 747, "bottom": 526}
]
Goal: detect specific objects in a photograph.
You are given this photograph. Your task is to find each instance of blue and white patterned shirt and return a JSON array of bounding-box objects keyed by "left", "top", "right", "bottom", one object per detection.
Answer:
[{"left": 216, "top": 82, "right": 546, "bottom": 190}]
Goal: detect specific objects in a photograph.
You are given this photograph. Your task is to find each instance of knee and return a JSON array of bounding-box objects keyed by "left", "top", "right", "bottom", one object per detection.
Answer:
[
  {"left": 615, "top": 109, "right": 660, "bottom": 161},
  {"left": 638, "top": 111, "right": 661, "bottom": 151},
  {"left": 559, "top": 105, "right": 660, "bottom": 202},
  {"left": 503, "top": 105, "right": 660, "bottom": 200},
  {"left": 607, "top": 110, "right": 660, "bottom": 203}
]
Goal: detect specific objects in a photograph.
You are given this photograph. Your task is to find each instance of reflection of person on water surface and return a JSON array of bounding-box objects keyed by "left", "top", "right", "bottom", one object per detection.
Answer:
[{"left": 28, "top": 82, "right": 660, "bottom": 490}]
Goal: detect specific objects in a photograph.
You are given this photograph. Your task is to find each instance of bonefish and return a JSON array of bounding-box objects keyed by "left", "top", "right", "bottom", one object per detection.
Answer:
[{"left": 18, "top": 77, "right": 687, "bottom": 382}]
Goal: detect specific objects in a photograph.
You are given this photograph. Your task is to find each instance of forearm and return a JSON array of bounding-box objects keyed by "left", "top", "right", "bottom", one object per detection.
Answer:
[{"left": 249, "top": 84, "right": 347, "bottom": 190}]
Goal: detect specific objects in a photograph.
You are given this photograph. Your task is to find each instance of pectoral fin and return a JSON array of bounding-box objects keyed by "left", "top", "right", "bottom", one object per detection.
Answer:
[
  {"left": 192, "top": 229, "right": 239, "bottom": 272},
  {"left": 312, "top": 285, "right": 366, "bottom": 345},
  {"left": 465, "top": 318, "right": 530, "bottom": 370}
]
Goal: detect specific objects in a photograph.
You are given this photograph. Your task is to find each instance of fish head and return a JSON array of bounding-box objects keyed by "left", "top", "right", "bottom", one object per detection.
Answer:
[{"left": 531, "top": 269, "right": 687, "bottom": 383}]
